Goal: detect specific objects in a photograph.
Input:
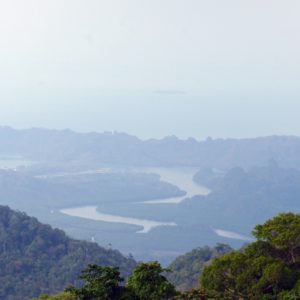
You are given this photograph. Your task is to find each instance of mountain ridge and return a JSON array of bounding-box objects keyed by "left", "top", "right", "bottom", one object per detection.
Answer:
[
  {"left": 1, "top": 126, "right": 300, "bottom": 169},
  {"left": 0, "top": 205, "right": 136, "bottom": 300}
]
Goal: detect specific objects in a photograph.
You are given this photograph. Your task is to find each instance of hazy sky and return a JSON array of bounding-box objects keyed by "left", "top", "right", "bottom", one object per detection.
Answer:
[{"left": 1, "top": 0, "right": 300, "bottom": 140}]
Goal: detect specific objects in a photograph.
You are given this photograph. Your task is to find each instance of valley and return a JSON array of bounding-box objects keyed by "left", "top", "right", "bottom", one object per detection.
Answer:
[{"left": 1, "top": 128, "right": 300, "bottom": 264}]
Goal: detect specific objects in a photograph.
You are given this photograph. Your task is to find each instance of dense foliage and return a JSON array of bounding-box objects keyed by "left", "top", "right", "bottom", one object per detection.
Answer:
[
  {"left": 39, "top": 213, "right": 300, "bottom": 300},
  {"left": 201, "top": 213, "right": 300, "bottom": 299},
  {"left": 65, "top": 264, "right": 127, "bottom": 300},
  {"left": 38, "top": 263, "right": 177, "bottom": 300},
  {"left": 127, "top": 262, "right": 176, "bottom": 300},
  {"left": 167, "top": 244, "right": 232, "bottom": 291},
  {"left": 0, "top": 206, "right": 136, "bottom": 300}
]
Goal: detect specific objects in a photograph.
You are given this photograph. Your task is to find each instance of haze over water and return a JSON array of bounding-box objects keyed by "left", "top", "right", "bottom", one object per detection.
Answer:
[{"left": 1, "top": 1, "right": 300, "bottom": 139}]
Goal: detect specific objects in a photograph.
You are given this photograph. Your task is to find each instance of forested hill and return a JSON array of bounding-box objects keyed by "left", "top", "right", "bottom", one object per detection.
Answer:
[
  {"left": 0, "top": 206, "right": 136, "bottom": 300},
  {"left": 184, "top": 164, "right": 300, "bottom": 237},
  {"left": 2, "top": 126, "right": 300, "bottom": 169},
  {"left": 167, "top": 244, "right": 233, "bottom": 291}
]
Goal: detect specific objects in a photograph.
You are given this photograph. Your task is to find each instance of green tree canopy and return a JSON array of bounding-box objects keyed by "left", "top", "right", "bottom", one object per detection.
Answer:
[
  {"left": 66, "top": 264, "right": 124, "bottom": 300},
  {"left": 253, "top": 212, "right": 300, "bottom": 264},
  {"left": 127, "top": 261, "right": 177, "bottom": 300},
  {"left": 201, "top": 213, "right": 300, "bottom": 299}
]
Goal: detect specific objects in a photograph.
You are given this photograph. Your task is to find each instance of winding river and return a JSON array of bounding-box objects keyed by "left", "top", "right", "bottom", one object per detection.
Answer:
[
  {"left": 213, "top": 229, "right": 254, "bottom": 241},
  {"left": 141, "top": 168, "right": 210, "bottom": 204},
  {"left": 60, "top": 168, "right": 209, "bottom": 233},
  {"left": 59, "top": 168, "right": 252, "bottom": 241},
  {"left": 60, "top": 205, "right": 176, "bottom": 234}
]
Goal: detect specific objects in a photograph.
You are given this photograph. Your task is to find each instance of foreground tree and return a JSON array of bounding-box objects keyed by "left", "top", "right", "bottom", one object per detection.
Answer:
[
  {"left": 173, "top": 289, "right": 210, "bottom": 300},
  {"left": 253, "top": 212, "right": 300, "bottom": 264},
  {"left": 65, "top": 264, "right": 125, "bottom": 300},
  {"left": 127, "top": 261, "right": 177, "bottom": 300},
  {"left": 36, "top": 213, "right": 300, "bottom": 299},
  {"left": 61, "top": 262, "right": 176, "bottom": 300},
  {"left": 201, "top": 213, "right": 300, "bottom": 299}
]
